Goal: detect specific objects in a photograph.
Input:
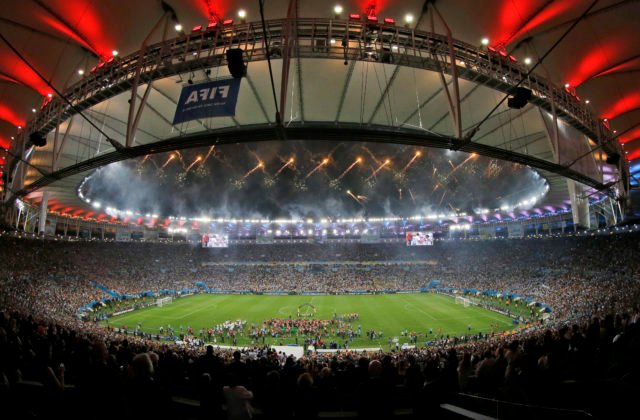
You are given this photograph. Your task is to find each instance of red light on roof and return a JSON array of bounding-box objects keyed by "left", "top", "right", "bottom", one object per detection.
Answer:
[
  {"left": 508, "top": 55, "right": 517, "bottom": 62},
  {"left": 349, "top": 13, "right": 361, "bottom": 20},
  {"left": 223, "top": 19, "right": 234, "bottom": 26},
  {"left": 192, "top": 25, "right": 202, "bottom": 32},
  {"left": 564, "top": 87, "right": 571, "bottom": 93},
  {"left": 367, "top": 15, "right": 378, "bottom": 22},
  {"left": 384, "top": 17, "right": 395, "bottom": 24},
  {"left": 488, "top": 45, "right": 497, "bottom": 53},
  {"left": 90, "top": 65, "right": 97, "bottom": 73},
  {"left": 207, "top": 21, "right": 217, "bottom": 29},
  {"left": 575, "top": 96, "right": 580, "bottom": 101},
  {"left": 98, "top": 61, "right": 105, "bottom": 68},
  {"left": 498, "top": 49, "right": 507, "bottom": 57},
  {"left": 106, "top": 57, "right": 114, "bottom": 63}
]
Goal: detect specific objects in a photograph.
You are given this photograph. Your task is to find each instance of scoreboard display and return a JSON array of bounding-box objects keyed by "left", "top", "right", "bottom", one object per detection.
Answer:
[
  {"left": 405, "top": 231, "right": 434, "bottom": 246},
  {"left": 202, "top": 233, "right": 229, "bottom": 248}
]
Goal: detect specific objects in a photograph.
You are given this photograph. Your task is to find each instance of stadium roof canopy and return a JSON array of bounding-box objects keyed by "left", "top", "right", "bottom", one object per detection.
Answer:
[{"left": 0, "top": 0, "right": 637, "bottom": 222}]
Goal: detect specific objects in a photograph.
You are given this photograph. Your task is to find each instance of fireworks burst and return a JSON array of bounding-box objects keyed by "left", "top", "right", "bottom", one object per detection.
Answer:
[
  {"left": 173, "top": 151, "right": 186, "bottom": 168},
  {"left": 366, "top": 159, "right": 390, "bottom": 182},
  {"left": 294, "top": 178, "right": 308, "bottom": 191},
  {"left": 408, "top": 188, "right": 416, "bottom": 204},
  {"left": 242, "top": 162, "right": 264, "bottom": 180},
  {"left": 402, "top": 151, "right": 421, "bottom": 173},
  {"left": 336, "top": 157, "right": 362, "bottom": 181},
  {"left": 263, "top": 177, "right": 276, "bottom": 188},
  {"left": 305, "top": 158, "right": 329, "bottom": 179},
  {"left": 275, "top": 157, "right": 295, "bottom": 177},
  {"left": 160, "top": 154, "right": 176, "bottom": 170},
  {"left": 175, "top": 172, "right": 187, "bottom": 188},
  {"left": 201, "top": 146, "right": 215, "bottom": 164},
  {"left": 346, "top": 190, "right": 364, "bottom": 206},
  {"left": 185, "top": 156, "right": 202, "bottom": 173},
  {"left": 232, "top": 178, "right": 246, "bottom": 190},
  {"left": 194, "top": 164, "right": 209, "bottom": 178}
]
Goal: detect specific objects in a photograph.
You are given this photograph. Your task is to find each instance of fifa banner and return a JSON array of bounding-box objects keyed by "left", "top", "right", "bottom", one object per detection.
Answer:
[
  {"left": 507, "top": 224, "right": 524, "bottom": 238},
  {"left": 406, "top": 231, "right": 434, "bottom": 246},
  {"left": 202, "top": 233, "right": 229, "bottom": 248},
  {"left": 478, "top": 225, "right": 496, "bottom": 239},
  {"left": 172, "top": 78, "right": 241, "bottom": 124}
]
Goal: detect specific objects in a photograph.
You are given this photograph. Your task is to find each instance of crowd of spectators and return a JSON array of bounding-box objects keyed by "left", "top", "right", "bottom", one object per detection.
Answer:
[{"left": 0, "top": 231, "right": 639, "bottom": 418}]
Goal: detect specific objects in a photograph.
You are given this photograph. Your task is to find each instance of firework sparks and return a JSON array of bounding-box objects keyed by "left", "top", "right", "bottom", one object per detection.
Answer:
[
  {"left": 398, "top": 188, "right": 403, "bottom": 200},
  {"left": 445, "top": 153, "right": 477, "bottom": 179},
  {"left": 185, "top": 156, "right": 203, "bottom": 173},
  {"left": 275, "top": 157, "right": 295, "bottom": 177},
  {"left": 336, "top": 157, "right": 362, "bottom": 181},
  {"left": 402, "top": 151, "right": 421, "bottom": 173},
  {"left": 365, "top": 159, "right": 390, "bottom": 181},
  {"left": 305, "top": 158, "right": 329, "bottom": 179},
  {"left": 346, "top": 190, "right": 364, "bottom": 206},
  {"left": 173, "top": 150, "right": 186, "bottom": 168},
  {"left": 439, "top": 189, "right": 447, "bottom": 206},
  {"left": 201, "top": 146, "right": 215, "bottom": 164},
  {"left": 160, "top": 154, "right": 176, "bottom": 170},
  {"left": 242, "top": 162, "right": 264, "bottom": 180},
  {"left": 408, "top": 188, "right": 416, "bottom": 204}
]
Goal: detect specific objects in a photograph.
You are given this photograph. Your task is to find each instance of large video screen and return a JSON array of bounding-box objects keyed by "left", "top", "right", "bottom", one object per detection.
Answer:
[
  {"left": 406, "top": 231, "right": 434, "bottom": 246},
  {"left": 202, "top": 233, "right": 229, "bottom": 248}
]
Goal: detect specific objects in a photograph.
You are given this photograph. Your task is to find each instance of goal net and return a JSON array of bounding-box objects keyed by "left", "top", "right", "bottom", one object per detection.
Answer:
[
  {"left": 156, "top": 296, "right": 173, "bottom": 307},
  {"left": 455, "top": 296, "right": 472, "bottom": 308}
]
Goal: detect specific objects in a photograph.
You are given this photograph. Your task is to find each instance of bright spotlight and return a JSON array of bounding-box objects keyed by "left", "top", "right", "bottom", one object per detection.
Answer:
[
  {"left": 481, "top": 37, "right": 490, "bottom": 46},
  {"left": 334, "top": 5, "right": 343, "bottom": 15}
]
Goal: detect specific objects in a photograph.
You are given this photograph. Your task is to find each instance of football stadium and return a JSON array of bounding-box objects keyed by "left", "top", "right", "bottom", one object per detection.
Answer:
[{"left": 1, "top": 1, "right": 639, "bottom": 419}]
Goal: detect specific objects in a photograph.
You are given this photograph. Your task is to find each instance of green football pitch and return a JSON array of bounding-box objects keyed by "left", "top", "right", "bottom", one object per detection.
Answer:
[{"left": 105, "top": 293, "right": 517, "bottom": 348}]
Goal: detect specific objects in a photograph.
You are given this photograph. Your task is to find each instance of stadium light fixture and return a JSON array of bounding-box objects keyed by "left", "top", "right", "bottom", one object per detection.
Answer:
[
  {"left": 404, "top": 14, "right": 414, "bottom": 24},
  {"left": 481, "top": 37, "right": 489, "bottom": 46},
  {"left": 334, "top": 5, "right": 343, "bottom": 15}
]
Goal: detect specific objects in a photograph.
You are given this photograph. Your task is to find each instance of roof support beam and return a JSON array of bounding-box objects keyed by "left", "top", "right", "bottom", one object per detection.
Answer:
[
  {"left": 52, "top": 115, "right": 73, "bottom": 172},
  {"left": 429, "top": 3, "right": 462, "bottom": 139},
  {"left": 278, "top": 0, "right": 298, "bottom": 125},
  {"left": 11, "top": 123, "right": 609, "bottom": 202},
  {"left": 126, "top": 11, "right": 171, "bottom": 147}
]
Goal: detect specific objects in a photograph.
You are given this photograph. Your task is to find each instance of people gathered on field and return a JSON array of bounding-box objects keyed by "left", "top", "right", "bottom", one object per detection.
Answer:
[{"left": 0, "top": 231, "right": 639, "bottom": 418}]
